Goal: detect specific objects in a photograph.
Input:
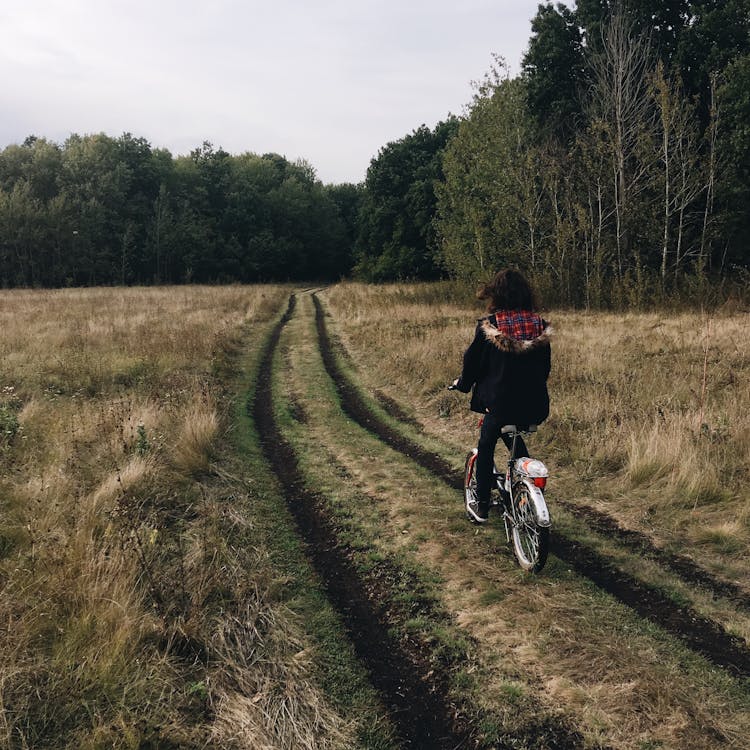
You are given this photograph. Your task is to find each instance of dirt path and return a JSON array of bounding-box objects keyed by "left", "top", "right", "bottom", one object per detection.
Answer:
[
  {"left": 250, "top": 295, "right": 478, "bottom": 749},
  {"left": 312, "top": 293, "right": 750, "bottom": 681}
]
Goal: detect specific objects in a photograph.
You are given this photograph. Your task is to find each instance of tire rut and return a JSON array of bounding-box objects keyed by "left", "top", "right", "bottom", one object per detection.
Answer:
[
  {"left": 312, "top": 293, "right": 750, "bottom": 682},
  {"left": 251, "top": 295, "right": 477, "bottom": 749},
  {"left": 554, "top": 500, "right": 750, "bottom": 611}
]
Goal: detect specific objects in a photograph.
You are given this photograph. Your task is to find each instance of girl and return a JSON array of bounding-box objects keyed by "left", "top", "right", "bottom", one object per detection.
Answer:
[{"left": 453, "top": 269, "right": 552, "bottom": 523}]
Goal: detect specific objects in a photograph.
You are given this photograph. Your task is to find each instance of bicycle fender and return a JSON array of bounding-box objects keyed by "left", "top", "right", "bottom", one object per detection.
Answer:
[{"left": 521, "top": 479, "right": 551, "bottom": 527}]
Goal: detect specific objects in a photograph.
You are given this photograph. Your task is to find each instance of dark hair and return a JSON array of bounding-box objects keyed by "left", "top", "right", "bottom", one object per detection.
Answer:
[{"left": 477, "top": 269, "right": 538, "bottom": 312}]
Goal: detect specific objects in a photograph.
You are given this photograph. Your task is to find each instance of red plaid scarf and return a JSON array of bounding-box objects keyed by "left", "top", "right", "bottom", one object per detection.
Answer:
[{"left": 491, "top": 310, "right": 545, "bottom": 341}]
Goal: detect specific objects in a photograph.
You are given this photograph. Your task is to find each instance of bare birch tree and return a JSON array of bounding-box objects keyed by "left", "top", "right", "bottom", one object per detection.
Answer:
[
  {"left": 584, "top": 6, "right": 657, "bottom": 280},
  {"left": 575, "top": 125, "right": 618, "bottom": 308},
  {"left": 699, "top": 72, "right": 720, "bottom": 274},
  {"left": 653, "top": 62, "right": 704, "bottom": 285}
]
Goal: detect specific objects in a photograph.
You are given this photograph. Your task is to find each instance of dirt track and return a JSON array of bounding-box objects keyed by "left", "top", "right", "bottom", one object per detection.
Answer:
[
  {"left": 251, "top": 295, "right": 476, "bottom": 749},
  {"left": 251, "top": 293, "right": 595, "bottom": 750},
  {"left": 311, "top": 293, "right": 750, "bottom": 682}
]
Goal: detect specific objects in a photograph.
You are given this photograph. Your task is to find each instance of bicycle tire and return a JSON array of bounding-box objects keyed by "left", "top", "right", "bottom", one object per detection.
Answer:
[{"left": 510, "top": 481, "right": 549, "bottom": 572}]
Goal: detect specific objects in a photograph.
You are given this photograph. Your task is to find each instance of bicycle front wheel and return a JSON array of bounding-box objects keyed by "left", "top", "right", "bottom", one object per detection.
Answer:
[
  {"left": 464, "top": 450, "right": 478, "bottom": 515},
  {"left": 510, "top": 482, "right": 549, "bottom": 572}
]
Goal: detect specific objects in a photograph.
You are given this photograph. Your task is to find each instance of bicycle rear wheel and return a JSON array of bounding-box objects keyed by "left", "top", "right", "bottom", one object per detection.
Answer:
[{"left": 510, "top": 482, "right": 549, "bottom": 572}]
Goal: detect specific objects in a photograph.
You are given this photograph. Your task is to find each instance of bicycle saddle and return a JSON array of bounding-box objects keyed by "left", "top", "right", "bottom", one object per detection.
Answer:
[{"left": 501, "top": 424, "right": 537, "bottom": 434}]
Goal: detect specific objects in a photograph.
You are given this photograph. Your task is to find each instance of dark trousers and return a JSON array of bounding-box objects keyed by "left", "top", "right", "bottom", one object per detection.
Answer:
[{"left": 476, "top": 413, "right": 528, "bottom": 505}]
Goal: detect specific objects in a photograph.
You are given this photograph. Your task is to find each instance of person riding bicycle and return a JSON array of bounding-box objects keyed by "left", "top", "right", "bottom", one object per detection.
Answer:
[{"left": 453, "top": 269, "right": 552, "bottom": 524}]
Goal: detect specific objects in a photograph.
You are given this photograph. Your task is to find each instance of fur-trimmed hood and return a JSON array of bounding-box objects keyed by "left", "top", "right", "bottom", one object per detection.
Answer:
[
  {"left": 456, "top": 309, "right": 552, "bottom": 418},
  {"left": 480, "top": 315, "right": 553, "bottom": 354}
]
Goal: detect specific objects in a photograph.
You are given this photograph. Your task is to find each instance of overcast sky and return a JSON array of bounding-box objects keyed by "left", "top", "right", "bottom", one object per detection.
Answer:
[{"left": 0, "top": 1, "right": 542, "bottom": 184}]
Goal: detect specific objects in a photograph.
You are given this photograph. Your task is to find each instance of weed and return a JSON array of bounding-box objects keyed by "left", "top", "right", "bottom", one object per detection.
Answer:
[
  {"left": 692, "top": 523, "right": 746, "bottom": 555},
  {"left": 171, "top": 400, "right": 219, "bottom": 476},
  {"left": 0, "top": 526, "right": 26, "bottom": 558},
  {"left": 628, "top": 458, "right": 667, "bottom": 486},
  {"left": 187, "top": 680, "right": 209, "bottom": 699},
  {"left": 498, "top": 681, "right": 526, "bottom": 703},
  {"left": 135, "top": 423, "right": 150, "bottom": 456},
  {"left": 403, "top": 616, "right": 430, "bottom": 632},
  {"left": 0, "top": 402, "right": 19, "bottom": 442}
]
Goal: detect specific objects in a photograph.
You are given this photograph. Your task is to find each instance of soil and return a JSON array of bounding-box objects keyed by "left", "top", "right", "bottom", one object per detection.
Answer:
[
  {"left": 313, "top": 293, "right": 750, "bottom": 682},
  {"left": 313, "top": 296, "right": 462, "bottom": 492},
  {"left": 551, "top": 536, "right": 750, "bottom": 679},
  {"left": 375, "top": 389, "right": 424, "bottom": 430}
]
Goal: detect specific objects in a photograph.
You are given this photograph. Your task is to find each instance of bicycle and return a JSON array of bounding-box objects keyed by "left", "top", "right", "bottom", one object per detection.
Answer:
[{"left": 463, "top": 420, "right": 551, "bottom": 573}]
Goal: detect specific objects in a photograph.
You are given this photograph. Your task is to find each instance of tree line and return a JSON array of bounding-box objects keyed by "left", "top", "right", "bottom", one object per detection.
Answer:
[
  {"left": 1, "top": 0, "right": 748, "bottom": 305},
  {"left": 0, "top": 136, "right": 359, "bottom": 286},
  {"left": 362, "top": 0, "right": 750, "bottom": 306}
]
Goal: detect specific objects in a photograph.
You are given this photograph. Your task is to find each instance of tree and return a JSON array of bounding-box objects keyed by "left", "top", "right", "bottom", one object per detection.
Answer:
[
  {"left": 576, "top": 0, "right": 689, "bottom": 63},
  {"left": 356, "top": 119, "right": 457, "bottom": 281},
  {"left": 325, "top": 182, "right": 363, "bottom": 277},
  {"left": 0, "top": 138, "right": 73, "bottom": 286},
  {"left": 522, "top": 3, "right": 584, "bottom": 141},
  {"left": 113, "top": 134, "right": 169, "bottom": 282},
  {"left": 583, "top": 8, "right": 658, "bottom": 278},
  {"left": 0, "top": 132, "right": 362, "bottom": 286},
  {"left": 436, "top": 63, "right": 544, "bottom": 280},
  {"left": 676, "top": 0, "right": 750, "bottom": 112},
  {"left": 0, "top": 182, "right": 44, "bottom": 286},
  {"left": 58, "top": 133, "right": 134, "bottom": 284},
  {"left": 716, "top": 53, "right": 750, "bottom": 268},
  {"left": 652, "top": 63, "right": 704, "bottom": 283}
]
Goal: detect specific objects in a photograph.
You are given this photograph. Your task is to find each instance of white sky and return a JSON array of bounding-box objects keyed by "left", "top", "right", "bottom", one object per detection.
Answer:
[{"left": 0, "top": 0, "right": 541, "bottom": 184}]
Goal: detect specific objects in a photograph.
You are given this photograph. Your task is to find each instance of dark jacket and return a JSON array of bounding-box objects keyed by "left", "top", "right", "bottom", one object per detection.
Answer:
[{"left": 456, "top": 310, "right": 552, "bottom": 424}]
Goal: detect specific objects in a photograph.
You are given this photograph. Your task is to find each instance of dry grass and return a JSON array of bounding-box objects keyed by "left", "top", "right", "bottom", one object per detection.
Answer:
[
  {"left": 208, "top": 586, "right": 351, "bottom": 750},
  {"left": 0, "top": 285, "right": 355, "bottom": 748},
  {"left": 171, "top": 398, "right": 220, "bottom": 475},
  {"left": 3, "top": 281, "right": 745, "bottom": 748}
]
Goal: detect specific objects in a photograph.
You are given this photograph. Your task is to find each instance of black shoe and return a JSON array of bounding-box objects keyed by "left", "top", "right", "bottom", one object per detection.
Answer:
[{"left": 467, "top": 498, "right": 489, "bottom": 524}]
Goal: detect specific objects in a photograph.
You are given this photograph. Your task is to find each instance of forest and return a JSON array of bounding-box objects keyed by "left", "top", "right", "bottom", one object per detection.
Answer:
[{"left": 1, "top": 0, "right": 748, "bottom": 306}]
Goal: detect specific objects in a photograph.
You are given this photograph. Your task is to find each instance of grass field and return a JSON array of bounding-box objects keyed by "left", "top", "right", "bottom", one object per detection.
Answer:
[
  {"left": 1, "top": 282, "right": 748, "bottom": 749},
  {"left": 0, "top": 286, "right": 398, "bottom": 749}
]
